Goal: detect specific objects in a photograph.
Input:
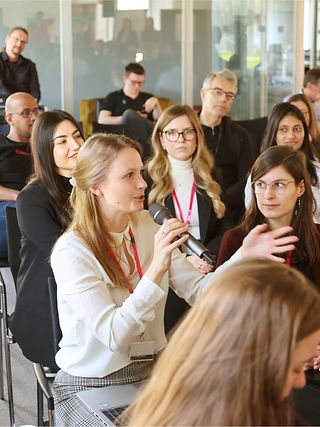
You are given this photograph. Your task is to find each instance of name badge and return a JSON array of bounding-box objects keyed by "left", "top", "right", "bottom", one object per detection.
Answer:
[{"left": 129, "top": 341, "right": 155, "bottom": 362}]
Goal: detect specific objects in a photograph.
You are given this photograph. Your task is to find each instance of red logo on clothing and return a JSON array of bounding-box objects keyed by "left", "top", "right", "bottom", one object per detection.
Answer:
[{"left": 15, "top": 149, "right": 31, "bottom": 156}]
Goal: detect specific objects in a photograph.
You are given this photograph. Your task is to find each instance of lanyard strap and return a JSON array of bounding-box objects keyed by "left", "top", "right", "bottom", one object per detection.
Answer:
[
  {"left": 172, "top": 180, "right": 196, "bottom": 225},
  {"left": 285, "top": 250, "right": 292, "bottom": 266},
  {"left": 107, "top": 228, "right": 143, "bottom": 293}
]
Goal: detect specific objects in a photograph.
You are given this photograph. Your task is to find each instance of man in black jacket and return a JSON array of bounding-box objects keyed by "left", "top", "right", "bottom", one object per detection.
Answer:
[
  {"left": 0, "top": 26, "right": 41, "bottom": 102},
  {"left": 199, "top": 69, "right": 253, "bottom": 225}
]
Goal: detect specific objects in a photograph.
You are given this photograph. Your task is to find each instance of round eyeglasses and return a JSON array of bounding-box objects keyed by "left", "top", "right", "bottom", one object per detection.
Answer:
[
  {"left": 162, "top": 128, "right": 196, "bottom": 142},
  {"left": 252, "top": 180, "right": 295, "bottom": 195}
]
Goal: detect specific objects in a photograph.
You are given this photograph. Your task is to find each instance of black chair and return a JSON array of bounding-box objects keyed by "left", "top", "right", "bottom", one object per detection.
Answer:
[
  {"left": 5, "top": 207, "right": 21, "bottom": 285},
  {"left": 92, "top": 121, "right": 126, "bottom": 135},
  {"left": 0, "top": 257, "right": 9, "bottom": 401},
  {"left": 235, "top": 117, "right": 268, "bottom": 161},
  {"left": 0, "top": 269, "right": 15, "bottom": 426},
  {"left": 0, "top": 206, "right": 19, "bottom": 426},
  {"left": 35, "top": 276, "right": 61, "bottom": 427}
]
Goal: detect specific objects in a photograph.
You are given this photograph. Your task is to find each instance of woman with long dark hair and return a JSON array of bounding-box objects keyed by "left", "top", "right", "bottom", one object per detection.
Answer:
[
  {"left": 10, "top": 110, "right": 84, "bottom": 369},
  {"left": 244, "top": 102, "right": 320, "bottom": 222},
  {"left": 219, "top": 145, "right": 320, "bottom": 286}
]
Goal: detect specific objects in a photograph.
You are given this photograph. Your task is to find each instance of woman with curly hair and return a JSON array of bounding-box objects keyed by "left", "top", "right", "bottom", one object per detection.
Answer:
[{"left": 146, "top": 104, "right": 231, "bottom": 274}]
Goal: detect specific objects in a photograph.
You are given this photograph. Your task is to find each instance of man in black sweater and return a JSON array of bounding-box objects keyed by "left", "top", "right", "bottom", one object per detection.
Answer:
[
  {"left": 98, "top": 62, "right": 162, "bottom": 158},
  {"left": 0, "top": 26, "right": 41, "bottom": 102},
  {"left": 199, "top": 69, "right": 254, "bottom": 225},
  {"left": 0, "top": 91, "right": 40, "bottom": 257}
]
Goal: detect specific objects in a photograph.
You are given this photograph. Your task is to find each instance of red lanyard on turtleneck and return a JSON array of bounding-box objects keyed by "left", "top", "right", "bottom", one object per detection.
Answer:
[
  {"left": 285, "top": 250, "right": 292, "bottom": 266},
  {"left": 172, "top": 181, "right": 196, "bottom": 225}
]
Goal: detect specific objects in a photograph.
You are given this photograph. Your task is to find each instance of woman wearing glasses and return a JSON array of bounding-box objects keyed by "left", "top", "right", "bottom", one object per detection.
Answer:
[
  {"left": 146, "top": 104, "right": 232, "bottom": 331},
  {"left": 245, "top": 102, "right": 320, "bottom": 222},
  {"left": 10, "top": 110, "right": 84, "bottom": 370},
  {"left": 218, "top": 145, "right": 320, "bottom": 287},
  {"left": 146, "top": 104, "right": 231, "bottom": 274}
]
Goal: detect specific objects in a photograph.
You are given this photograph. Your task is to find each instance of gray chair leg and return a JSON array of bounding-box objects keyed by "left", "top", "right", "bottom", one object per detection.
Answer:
[{"left": 0, "top": 279, "right": 15, "bottom": 426}]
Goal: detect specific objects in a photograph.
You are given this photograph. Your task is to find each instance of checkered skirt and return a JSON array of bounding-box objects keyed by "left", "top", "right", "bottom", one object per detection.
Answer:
[{"left": 53, "top": 361, "right": 154, "bottom": 426}]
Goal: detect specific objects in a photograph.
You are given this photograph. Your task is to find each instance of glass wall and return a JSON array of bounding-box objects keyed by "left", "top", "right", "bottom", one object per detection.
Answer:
[
  {"left": 193, "top": 0, "right": 298, "bottom": 119},
  {"left": 0, "top": 0, "right": 61, "bottom": 109},
  {"left": 0, "top": 0, "right": 304, "bottom": 121},
  {"left": 71, "top": 0, "right": 183, "bottom": 118}
]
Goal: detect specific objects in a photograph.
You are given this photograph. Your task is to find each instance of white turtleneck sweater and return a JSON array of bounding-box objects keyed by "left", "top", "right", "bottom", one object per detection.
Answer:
[{"left": 168, "top": 155, "right": 201, "bottom": 254}]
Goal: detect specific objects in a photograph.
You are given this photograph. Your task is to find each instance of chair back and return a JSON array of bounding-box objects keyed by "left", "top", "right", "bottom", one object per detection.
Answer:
[
  {"left": 47, "top": 277, "right": 62, "bottom": 355},
  {"left": 5, "top": 207, "right": 21, "bottom": 287},
  {"left": 92, "top": 121, "right": 126, "bottom": 135},
  {"left": 235, "top": 117, "right": 268, "bottom": 161}
]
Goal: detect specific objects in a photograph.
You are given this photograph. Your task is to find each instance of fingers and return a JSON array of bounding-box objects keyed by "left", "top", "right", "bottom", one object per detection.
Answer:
[{"left": 249, "top": 223, "right": 269, "bottom": 235}]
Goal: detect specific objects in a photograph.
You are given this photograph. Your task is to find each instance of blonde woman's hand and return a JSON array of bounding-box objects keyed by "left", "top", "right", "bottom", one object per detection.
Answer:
[
  {"left": 186, "top": 255, "right": 214, "bottom": 274},
  {"left": 146, "top": 218, "right": 189, "bottom": 284},
  {"left": 241, "top": 224, "right": 298, "bottom": 262}
]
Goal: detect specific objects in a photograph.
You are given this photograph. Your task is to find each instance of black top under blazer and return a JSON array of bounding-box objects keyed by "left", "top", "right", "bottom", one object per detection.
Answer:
[{"left": 10, "top": 179, "right": 70, "bottom": 367}]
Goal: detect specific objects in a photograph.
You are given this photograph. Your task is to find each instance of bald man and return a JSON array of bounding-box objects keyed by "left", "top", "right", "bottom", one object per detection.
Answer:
[{"left": 0, "top": 92, "right": 40, "bottom": 257}]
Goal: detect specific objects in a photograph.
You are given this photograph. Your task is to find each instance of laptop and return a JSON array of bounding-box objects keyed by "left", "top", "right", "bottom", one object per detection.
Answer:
[{"left": 77, "top": 382, "right": 143, "bottom": 426}]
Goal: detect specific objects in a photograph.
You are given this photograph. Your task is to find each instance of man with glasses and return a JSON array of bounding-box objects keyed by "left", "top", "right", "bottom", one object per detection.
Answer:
[
  {"left": 0, "top": 26, "right": 41, "bottom": 102},
  {"left": 199, "top": 69, "right": 253, "bottom": 224},
  {"left": 0, "top": 92, "right": 40, "bottom": 257},
  {"left": 98, "top": 62, "right": 162, "bottom": 158}
]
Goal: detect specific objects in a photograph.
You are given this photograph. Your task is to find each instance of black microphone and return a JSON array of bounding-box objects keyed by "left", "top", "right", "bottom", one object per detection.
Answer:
[{"left": 149, "top": 203, "right": 216, "bottom": 266}]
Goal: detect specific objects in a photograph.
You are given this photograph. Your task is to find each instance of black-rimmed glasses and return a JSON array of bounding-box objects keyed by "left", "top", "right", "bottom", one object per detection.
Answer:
[
  {"left": 208, "top": 87, "right": 237, "bottom": 101},
  {"left": 162, "top": 128, "right": 196, "bottom": 142}
]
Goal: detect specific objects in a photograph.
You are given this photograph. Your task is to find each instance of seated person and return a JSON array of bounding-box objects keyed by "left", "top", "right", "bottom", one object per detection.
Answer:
[
  {"left": 50, "top": 133, "right": 298, "bottom": 426},
  {"left": 146, "top": 104, "right": 232, "bottom": 332},
  {"left": 244, "top": 103, "right": 320, "bottom": 223},
  {"left": 0, "top": 91, "right": 40, "bottom": 257},
  {"left": 98, "top": 62, "right": 162, "bottom": 158},
  {"left": 199, "top": 69, "right": 254, "bottom": 225},
  {"left": 10, "top": 110, "right": 84, "bottom": 370},
  {"left": 128, "top": 258, "right": 320, "bottom": 426},
  {"left": 217, "top": 146, "right": 320, "bottom": 287}
]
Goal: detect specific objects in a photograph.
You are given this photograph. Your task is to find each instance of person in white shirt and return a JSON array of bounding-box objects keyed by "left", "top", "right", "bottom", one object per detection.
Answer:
[{"left": 51, "top": 133, "right": 299, "bottom": 426}]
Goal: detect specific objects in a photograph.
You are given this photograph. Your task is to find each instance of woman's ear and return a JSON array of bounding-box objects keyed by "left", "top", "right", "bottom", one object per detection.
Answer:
[
  {"left": 298, "top": 180, "right": 305, "bottom": 197},
  {"left": 89, "top": 185, "right": 103, "bottom": 197}
]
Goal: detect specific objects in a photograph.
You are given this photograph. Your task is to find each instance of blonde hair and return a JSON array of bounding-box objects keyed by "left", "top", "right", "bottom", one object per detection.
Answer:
[
  {"left": 129, "top": 259, "right": 320, "bottom": 426},
  {"left": 69, "top": 133, "right": 142, "bottom": 288},
  {"left": 148, "top": 104, "right": 225, "bottom": 218}
]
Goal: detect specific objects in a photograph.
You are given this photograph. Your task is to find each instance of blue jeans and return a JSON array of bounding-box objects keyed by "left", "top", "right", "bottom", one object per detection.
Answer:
[{"left": 0, "top": 201, "right": 16, "bottom": 258}]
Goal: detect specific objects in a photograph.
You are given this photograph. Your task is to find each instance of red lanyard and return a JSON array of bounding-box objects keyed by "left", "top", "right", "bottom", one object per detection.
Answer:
[
  {"left": 172, "top": 181, "right": 196, "bottom": 225},
  {"left": 285, "top": 250, "right": 292, "bottom": 266},
  {"left": 107, "top": 228, "right": 143, "bottom": 293}
]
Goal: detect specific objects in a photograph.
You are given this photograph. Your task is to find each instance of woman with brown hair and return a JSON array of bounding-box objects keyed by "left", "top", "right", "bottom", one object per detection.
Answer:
[
  {"left": 287, "top": 93, "right": 320, "bottom": 153},
  {"left": 218, "top": 145, "right": 320, "bottom": 286},
  {"left": 128, "top": 258, "right": 320, "bottom": 426},
  {"left": 147, "top": 104, "right": 230, "bottom": 273},
  {"left": 245, "top": 102, "right": 320, "bottom": 222}
]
